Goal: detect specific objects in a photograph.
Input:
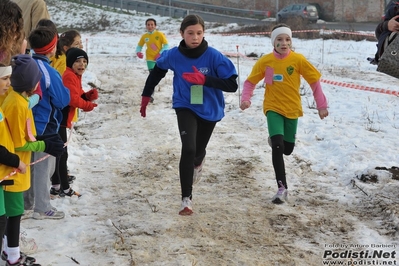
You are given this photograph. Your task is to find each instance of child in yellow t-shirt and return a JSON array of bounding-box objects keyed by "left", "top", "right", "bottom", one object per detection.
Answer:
[
  {"left": 0, "top": 64, "right": 27, "bottom": 261},
  {"left": 2, "top": 54, "right": 64, "bottom": 265},
  {"left": 240, "top": 24, "right": 328, "bottom": 205},
  {"left": 136, "top": 18, "right": 169, "bottom": 71}
]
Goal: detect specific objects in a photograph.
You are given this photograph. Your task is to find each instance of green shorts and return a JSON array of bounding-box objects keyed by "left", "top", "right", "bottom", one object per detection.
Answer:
[
  {"left": 266, "top": 111, "right": 298, "bottom": 143},
  {"left": 4, "top": 191, "right": 24, "bottom": 217},
  {"left": 146, "top": 60, "right": 156, "bottom": 71}
]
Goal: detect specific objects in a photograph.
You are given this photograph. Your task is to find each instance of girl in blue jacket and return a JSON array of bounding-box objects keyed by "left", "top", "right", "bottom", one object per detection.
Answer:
[{"left": 140, "top": 14, "right": 238, "bottom": 216}]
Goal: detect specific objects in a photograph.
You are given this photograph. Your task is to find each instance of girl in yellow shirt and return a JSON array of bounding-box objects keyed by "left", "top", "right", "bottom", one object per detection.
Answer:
[{"left": 240, "top": 24, "right": 329, "bottom": 204}]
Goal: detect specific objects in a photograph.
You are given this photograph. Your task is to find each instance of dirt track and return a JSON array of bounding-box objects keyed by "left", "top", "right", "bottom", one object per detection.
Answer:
[{"left": 70, "top": 55, "right": 399, "bottom": 266}]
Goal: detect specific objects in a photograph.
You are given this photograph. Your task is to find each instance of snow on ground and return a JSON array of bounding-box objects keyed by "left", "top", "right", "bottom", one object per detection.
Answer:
[{"left": 12, "top": 1, "right": 399, "bottom": 265}]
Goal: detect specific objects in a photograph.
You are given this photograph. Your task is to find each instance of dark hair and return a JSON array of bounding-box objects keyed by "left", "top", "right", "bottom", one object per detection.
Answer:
[
  {"left": 36, "top": 19, "right": 58, "bottom": 34},
  {"left": 272, "top": 23, "right": 290, "bottom": 31},
  {"left": 180, "top": 15, "right": 205, "bottom": 33},
  {"left": 55, "top": 30, "right": 81, "bottom": 58},
  {"left": 28, "top": 26, "right": 57, "bottom": 51},
  {"left": 145, "top": 18, "right": 156, "bottom": 26},
  {"left": 0, "top": 0, "right": 24, "bottom": 64}
]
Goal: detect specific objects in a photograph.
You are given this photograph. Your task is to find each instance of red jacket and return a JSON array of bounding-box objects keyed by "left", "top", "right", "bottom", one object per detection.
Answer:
[{"left": 62, "top": 67, "right": 92, "bottom": 128}]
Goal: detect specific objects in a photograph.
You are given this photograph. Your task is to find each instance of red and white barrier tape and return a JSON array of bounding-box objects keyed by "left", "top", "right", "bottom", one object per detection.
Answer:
[
  {"left": 0, "top": 123, "right": 75, "bottom": 183},
  {"left": 321, "top": 78, "right": 399, "bottom": 96},
  {"left": 221, "top": 29, "right": 374, "bottom": 37}
]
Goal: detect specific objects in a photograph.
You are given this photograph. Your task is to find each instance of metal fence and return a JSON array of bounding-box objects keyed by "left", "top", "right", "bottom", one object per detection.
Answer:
[
  {"left": 76, "top": 0, "right": 269, "bottom": 20},
  {"left": 78, "top": 0, "right": 188, "bottom": 18}
]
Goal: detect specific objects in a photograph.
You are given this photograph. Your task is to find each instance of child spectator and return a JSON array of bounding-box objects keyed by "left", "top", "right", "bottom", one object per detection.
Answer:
[
  {"left": 240, "top": 24, "right": 328, "bottom": 204},
  {"left": 51, "top": 29, "right": 83, "bottom": 185},
  {"left": 32, "top": 20, "right": 79, "bottom": 197},
  {"left": 0, "top": 64, "right": 27, "bottom": 260},
  {"left": 50, "top": 47, "right": 98, "bottom": 198},
  {"left": 52, "top": 30, "right": 83, "bottom": 75},
  {"left": 2, "top": 54, "right": 64, "bottom": 266},
  {"left": 24, "top": 27, "right": 70, "bottom": 219},
  {"left": 136, "top": 18, "right": 169, "bottom": 72},
  {"left": 139, "top": 15, "right": 238, "bottom": 215}
]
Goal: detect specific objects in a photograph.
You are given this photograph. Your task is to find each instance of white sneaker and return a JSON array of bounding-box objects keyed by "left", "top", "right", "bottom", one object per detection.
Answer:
[
  {"left": 19, "top": 232, "right": 38, "bottom": 255},
  {"left": 193, "top": 158, "right": 205, "bottom": 185},
  {"left": 32, "top": 209, "right": 65, "bottom": 220},
  {"left": 179, "top": 197, "right": 193, "bottom": 215},
  {"left": 272, "top": 182, "right": 288, "bottom": 204}
]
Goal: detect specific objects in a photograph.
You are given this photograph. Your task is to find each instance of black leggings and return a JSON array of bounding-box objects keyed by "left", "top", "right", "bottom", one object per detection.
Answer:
[
  {"left": 176, "top": 109, "right": 216, "bottom": 199},
  {"left": 50, "top": 127, "right": 69, "bottom": 190},
  {"left": 270, "top": 134, "right": 295, "bottom": 190},
  {"left": 0, "top": 215, "right": 6, "bottom": 251},
  {"left": 6, "top": 215, "right": 21, "bottom": 248}
]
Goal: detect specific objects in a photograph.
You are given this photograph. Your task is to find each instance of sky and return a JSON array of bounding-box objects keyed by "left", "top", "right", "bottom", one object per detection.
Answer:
[{"left": 10, "top": 0, "right": 399, "bottom": 265}]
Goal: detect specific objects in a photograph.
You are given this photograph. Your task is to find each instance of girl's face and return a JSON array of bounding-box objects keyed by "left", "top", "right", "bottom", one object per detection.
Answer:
[
  {"left": 0, "top": 75, "right": 11, "bottom": 95},
  {"left": 274, "top": 34, "right": 291, "bottom": 55},
  {"left": 71, "top": 57, "right": 87, "bottom": 76},
  {"left": 146, "top": 21, "right": 156, "bottom": 32},
  {"left": 180, "top": 24, "right": 204, "bottom": 49},
  {"left": 71, "top": 36, "right": 83, "bottom": 49}
]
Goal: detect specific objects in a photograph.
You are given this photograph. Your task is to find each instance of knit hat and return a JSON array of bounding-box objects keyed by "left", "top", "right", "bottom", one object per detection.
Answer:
[
  {"left": 66, "top": 48, "right": 88, "bottom": 68},
  {"left": 10, "top": 54, "right": 42, "bottom": 93}
]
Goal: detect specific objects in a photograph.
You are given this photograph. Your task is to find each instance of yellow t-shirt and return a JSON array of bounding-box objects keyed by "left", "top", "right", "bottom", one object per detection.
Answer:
[
  {"left": 0, "top": 87, "right": 10, "bottom": 107},
  {"left": 0, "top": 108, "right": 11, "bottom": 214},
  {"left": 1, "top": 90, "right": 36, "bottom": 192},
  {"left": 137, "top": 30, "right": 168, "bottom": 61},
  {"left": 50, "top": 54, "right": 66, "bottom": 76},
  {"left": 246, "top": 51, "right": 321, "bottom": 119}
]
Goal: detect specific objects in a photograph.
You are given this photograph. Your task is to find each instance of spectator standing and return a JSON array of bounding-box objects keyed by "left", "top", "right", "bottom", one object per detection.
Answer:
[
  {"left": 11, "top": 0, "right": 50, "bottom": 50},
  {"left": 24, "top": 27, "right": 70, "bottom": 219},
  {"left": 0, "top": 63, "right": 28, "bottom": 262},
  {"left": 2, "top": 54, "right": 63, "bottom": 266}
]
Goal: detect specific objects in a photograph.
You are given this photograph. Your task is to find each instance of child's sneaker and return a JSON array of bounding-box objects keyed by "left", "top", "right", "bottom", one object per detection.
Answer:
[
  {"left": 49, "top": 187, "right": 61, "bottom": 199},
  {"left": 178, "top": 197, "right": 193, "bottom": 216},
  {"left": 62, "top": 188, "right": 81, "bottom": 198},
  {"left": 272, "top": 181, "right": 288, "bottom": 204},
  {"left": 5, "top": 255, "right": 40, "bottom": 266},
  {"left": 68, "top": 175, "right": 76, "bottom": 184},
  {"left": 2, "top": 252, "right": 36, "bottom": 264},
  {"left": 32, "top": 209, "right": 65, "bottom": 220},
  {"left": 193, "top": 158, "right": 205, "bottom": 185}
]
